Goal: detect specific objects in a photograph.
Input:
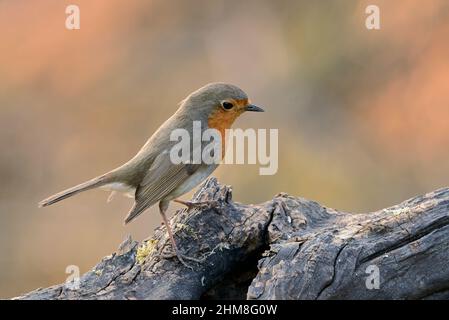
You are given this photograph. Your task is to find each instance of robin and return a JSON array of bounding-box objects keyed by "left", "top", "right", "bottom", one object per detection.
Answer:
[{"left": 39, "top": 83, "right": 264, "bottom": 267}]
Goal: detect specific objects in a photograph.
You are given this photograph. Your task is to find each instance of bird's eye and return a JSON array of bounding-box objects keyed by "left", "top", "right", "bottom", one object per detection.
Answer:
[{"left": 222, "top": 101, "right": 234, "bottom": 110}]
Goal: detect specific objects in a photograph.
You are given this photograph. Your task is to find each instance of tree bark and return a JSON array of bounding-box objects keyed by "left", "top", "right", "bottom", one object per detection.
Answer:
[{"left": 15, "top": 178, "right": 449, "bottom": 300}]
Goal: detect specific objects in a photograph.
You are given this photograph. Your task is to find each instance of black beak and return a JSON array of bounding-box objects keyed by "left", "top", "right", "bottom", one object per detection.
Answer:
[{"left": 245, "top": 104, "right": 264, "bottom": 112}]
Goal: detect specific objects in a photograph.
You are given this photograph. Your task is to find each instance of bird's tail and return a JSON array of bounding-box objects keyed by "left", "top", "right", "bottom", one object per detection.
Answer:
[{"left": 38, "top": 174, "right": 111, "bottom": 208}]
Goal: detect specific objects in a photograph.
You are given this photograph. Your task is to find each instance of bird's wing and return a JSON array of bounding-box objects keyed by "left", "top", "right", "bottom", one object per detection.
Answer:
[{"left": 124, "top": 151, "right": 201, "bottom": 224}]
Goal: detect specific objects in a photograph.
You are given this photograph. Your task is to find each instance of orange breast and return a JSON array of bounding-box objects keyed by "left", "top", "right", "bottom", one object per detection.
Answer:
[{"left": 207, "top": 108, "right": 240, "bottom": 158}]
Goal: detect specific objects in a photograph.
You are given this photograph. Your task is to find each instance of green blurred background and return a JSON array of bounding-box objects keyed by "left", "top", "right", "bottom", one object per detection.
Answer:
[{"left": 1, "top": 0, "right": 449, "bottom": 298}]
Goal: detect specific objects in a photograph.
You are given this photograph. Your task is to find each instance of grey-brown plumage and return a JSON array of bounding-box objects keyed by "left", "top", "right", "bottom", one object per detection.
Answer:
[{"left": 39, "top": 82, "right": 263, "bottom": 267}]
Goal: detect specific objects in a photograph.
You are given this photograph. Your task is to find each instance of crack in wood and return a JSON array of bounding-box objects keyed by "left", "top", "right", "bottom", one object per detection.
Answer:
[{"left": 15, "top": 179, "right": 449, "bottom": 300}]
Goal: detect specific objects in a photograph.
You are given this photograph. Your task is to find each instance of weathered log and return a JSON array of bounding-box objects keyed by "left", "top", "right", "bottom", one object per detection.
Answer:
[{"left": 16, "top": 178, "right": 449, "bottom": 300}]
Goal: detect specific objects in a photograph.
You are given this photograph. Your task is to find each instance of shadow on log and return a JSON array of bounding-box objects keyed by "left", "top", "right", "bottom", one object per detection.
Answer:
[{"left": 16, "top": 178, "right": 449, "bottom": 300}]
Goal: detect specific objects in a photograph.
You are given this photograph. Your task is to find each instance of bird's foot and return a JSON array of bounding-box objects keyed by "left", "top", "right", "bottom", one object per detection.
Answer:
[
  {"left": 174, "top": 199, "right": 219, "bottom": 211},
  {"left": 160, "top": 250, "right": 206, "bottom": 270}
]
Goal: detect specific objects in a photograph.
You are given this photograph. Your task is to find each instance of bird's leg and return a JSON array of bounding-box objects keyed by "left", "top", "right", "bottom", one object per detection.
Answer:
[
  {"left": 107, "top": 191, "right": 116, "bottom": 203},
  {"left": 174, "top": 199, "right": 218, "bottom": 210},
  {"left": 158, "top": 202, "right": 205, "bottom": 268}
]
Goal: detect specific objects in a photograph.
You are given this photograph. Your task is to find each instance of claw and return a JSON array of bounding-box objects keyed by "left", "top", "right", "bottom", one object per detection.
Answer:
[
  {"left": 174, "top": 199, "right": 218, "bottom": 210},
  {"left": 160, "top": 248, "right": 206, "bottom": 269}
]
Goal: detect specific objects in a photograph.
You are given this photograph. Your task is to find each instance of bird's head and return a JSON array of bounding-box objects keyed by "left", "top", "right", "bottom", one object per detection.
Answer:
[{"left": 180, "top": 83, "right": 264, "bottom": 130}]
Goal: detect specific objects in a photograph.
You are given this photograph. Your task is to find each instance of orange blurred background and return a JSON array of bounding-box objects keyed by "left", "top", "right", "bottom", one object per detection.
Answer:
[{"left": 1, "top": 0, "right": 449, "bottom": 298}]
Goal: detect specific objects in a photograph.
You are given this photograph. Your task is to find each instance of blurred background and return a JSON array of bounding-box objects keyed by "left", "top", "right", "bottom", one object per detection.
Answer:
[{"left": 1, "top": 0, "right": 449, "bottom": 298}]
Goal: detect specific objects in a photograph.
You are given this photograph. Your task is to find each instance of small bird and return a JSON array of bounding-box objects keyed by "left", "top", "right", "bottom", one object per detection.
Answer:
[{"left": 39, "top": 83, "right": 263, "bottom": 267}]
